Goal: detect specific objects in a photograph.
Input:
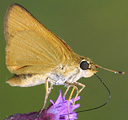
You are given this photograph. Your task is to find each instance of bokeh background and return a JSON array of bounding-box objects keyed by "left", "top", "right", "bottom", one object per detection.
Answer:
[{"left": 0, "top": 0, "right": 128, "bottom": 119}]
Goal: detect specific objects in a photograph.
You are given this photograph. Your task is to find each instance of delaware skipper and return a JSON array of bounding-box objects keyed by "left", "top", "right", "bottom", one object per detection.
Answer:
[{"left": 4, "top": 3, "right": 124, "bottom": 111}]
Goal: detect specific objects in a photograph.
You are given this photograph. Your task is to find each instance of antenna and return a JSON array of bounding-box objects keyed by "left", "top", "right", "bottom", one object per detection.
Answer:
[
  {"left": 76, "top": 74, "right": 111, "bottom": 113},
  {"left": 95, "top": 65, "right": 125, "bottom": 74}
]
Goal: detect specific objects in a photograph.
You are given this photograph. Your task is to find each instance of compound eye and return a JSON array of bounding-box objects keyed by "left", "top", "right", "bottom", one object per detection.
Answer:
[{"left": 80, "top": 61, "right": 89, "bottom": 70}]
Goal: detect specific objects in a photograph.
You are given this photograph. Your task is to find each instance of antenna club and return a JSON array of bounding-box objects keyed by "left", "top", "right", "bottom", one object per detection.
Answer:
[{"left": 118, "top": 71, "right": 125, "bottom": 74}]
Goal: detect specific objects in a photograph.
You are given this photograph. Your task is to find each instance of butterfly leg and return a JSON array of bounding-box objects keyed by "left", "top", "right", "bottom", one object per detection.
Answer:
[
  {"left": 63, "top": 85, "right": 71, "bottom": 99},
  {"left": 63, "top": 84, "right": 77, "bottom": 117},
  {"left": 64, "top": 81, "right": 76, "bottom": 100},
  {"left": 72, "top": 82, "right": 85, "bottom": 107},
  {"left": 64, "top": 81, "right": 78, "bottom": 101},
  {"left": 68, "top": 85, "right": 77, "bottom": 101},
  {"left": 39, "top": 78, "right": 53, "bottom": 114},
  {"left": 63, "top": 82, "right": 80, "bottom": 115},
  {"left": 65, "top": 82, "right": 85, "bottom": 112}
]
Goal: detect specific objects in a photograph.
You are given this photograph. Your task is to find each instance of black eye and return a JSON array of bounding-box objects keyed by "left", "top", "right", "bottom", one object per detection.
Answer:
[{"left": 80, "top": 61, "right": 89, "bottom": 70}]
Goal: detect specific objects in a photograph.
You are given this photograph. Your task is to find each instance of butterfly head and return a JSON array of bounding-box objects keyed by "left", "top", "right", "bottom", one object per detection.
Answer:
[{"left": 79, "top": 58, "right": 97, "bottom": 78}]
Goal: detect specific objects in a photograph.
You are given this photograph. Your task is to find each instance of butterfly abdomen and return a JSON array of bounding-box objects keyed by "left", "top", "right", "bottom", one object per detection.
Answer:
[{"left": 6, "top": 74, "right": 47, "bottom": 87}]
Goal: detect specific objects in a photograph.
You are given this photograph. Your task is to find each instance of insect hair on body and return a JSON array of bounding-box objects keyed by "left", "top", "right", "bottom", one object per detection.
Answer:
[{"left": 4, "top": 3, "right": 125, "bottom": 113}]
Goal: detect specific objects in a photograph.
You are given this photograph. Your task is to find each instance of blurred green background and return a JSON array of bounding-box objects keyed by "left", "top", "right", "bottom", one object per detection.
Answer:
[{"left": 0, "top": 0, "right": 128, "bottom": 119}]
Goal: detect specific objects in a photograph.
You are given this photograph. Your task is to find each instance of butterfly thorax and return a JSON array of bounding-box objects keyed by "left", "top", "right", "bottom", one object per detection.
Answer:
[{"left": 49, "top": 65, "right": 81, "bottom": 85}]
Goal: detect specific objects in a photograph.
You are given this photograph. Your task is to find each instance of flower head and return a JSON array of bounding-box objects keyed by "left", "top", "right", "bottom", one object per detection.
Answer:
[{"left": 5, "top": 90, "right": 80, "bottom": 120}]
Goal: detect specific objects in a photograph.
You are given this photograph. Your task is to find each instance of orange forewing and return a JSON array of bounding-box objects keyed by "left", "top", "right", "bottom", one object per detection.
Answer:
[{"left": 5, "top": 4, "right": 74, "bottom": 74}]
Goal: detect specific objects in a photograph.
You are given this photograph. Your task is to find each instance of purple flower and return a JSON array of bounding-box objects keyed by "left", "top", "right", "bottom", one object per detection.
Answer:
[{"left": 5, "top": 90, "right": 80, "bottom": 120}]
